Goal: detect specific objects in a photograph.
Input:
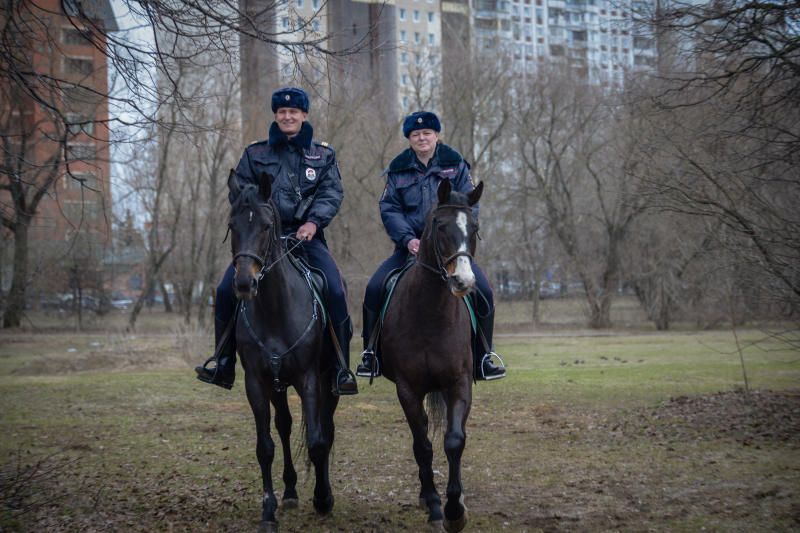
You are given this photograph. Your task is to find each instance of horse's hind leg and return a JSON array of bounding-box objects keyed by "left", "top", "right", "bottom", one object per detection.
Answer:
[
  {"left": 271, "top": 390, "right": 298, "bottom": 508},
  {"left": 442, "top": 380, "right": 471, "bottom": 533},
  {"left": 299, "top": 375, "right": 334, "bottom": 516},
  {"left": 244, "top": 372, "right": 279, "bottom": 529},
  {"left": 397, "top": 384, "right": 443, "bottom": 525}
]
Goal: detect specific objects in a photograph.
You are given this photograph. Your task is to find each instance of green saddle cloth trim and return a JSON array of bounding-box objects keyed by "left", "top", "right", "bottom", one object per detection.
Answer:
[{"left": 463, "top": 295, "right": 477, "bottom": 334}]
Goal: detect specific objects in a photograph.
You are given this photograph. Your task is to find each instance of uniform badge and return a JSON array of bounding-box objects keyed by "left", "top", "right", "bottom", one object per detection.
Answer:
[
  {"left": 285, "top": 94, "right": 291, "bottom": 101},
  {"left": 417, "top": 117, "right": 423, "bottom": 123},
  {"left": 305, "top": 167, "right": 317, "bottom": 181}
]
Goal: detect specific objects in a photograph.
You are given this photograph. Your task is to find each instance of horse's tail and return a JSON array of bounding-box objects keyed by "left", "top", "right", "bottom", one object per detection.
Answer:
[{"left": 425, "top": 390, "right": 447, "bottom": 438}]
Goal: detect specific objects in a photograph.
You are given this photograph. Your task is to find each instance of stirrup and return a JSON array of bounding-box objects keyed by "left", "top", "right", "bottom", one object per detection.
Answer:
[
  {"left": 479, "top": 351, "right": 506, "bottom": 381},
  {"left": 333, "top": 367, "right": 359, "bottom": 396},
  {"left": 356, "top": 349, "right": 380, "bottom": 378}
]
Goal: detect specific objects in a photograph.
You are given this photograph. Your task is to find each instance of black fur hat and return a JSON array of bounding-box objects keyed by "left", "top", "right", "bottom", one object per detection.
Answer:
[
  {"left": 271, "top": 87, "right": 310, "bottom": 113},
  {"left": 403, "top": 111, "right": 441, "bottom": 138}
]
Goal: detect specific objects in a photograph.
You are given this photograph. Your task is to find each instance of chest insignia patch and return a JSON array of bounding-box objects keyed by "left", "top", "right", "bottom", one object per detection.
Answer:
[
  {"left": 305, "top": 167, "right": 317, "bottom": 181},
  {"left": 441, "top": 167, "right": 456, "bottom": 175},
  {"left": 304, "top": 153, "right": 321, "bottom": 160}
]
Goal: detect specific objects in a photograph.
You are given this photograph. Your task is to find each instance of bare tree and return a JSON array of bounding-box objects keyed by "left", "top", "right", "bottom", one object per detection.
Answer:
[{"left": 514, "top": 68, "right": 647, "bottom": 328}]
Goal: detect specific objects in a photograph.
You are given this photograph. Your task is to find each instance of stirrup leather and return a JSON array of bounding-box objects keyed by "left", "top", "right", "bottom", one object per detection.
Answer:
[{"left": 479, "top": 351, "right": 506, "bottom": 381}]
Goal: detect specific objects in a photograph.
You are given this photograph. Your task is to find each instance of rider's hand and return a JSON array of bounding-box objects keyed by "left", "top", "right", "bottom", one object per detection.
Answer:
[
  {"left": 296, "top": 222, "right": 317, "bottom": 241},
  {"left": 407, "top": 238, "right": 420, "bottom": 255}
]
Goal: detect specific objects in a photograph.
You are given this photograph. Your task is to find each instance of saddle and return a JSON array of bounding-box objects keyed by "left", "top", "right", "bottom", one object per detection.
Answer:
[{"left": 365, "top": 259, "right": 479, "bottom": 358}]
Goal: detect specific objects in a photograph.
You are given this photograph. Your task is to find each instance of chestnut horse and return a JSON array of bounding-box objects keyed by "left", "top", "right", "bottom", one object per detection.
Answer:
[{"left": 380, "top": 179, "right": 484, "bottom": 532}]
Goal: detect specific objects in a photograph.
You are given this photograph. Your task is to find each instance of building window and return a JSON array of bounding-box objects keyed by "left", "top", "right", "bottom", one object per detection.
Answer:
[
  {"left": 414, "top": 32, "right": 420, "bottom": 43},
  {"left": 297, "top": 0, "right": 303, "bottom": 7},
  {"left": 63, "top": 171, "right": 97, "bottom": 191},
  {"left": 61, "top": 27, "right": 89, "bottom": 45},
  {"left": 63, "top": 200, "right": 100, "bottom": 222},
  {"left": 428, "top": 12, "right": 434, "bottom": 23},
  {"left": 400, "top": 51, "right": 408, "bottom": 63},
  {"left": 400, "top": 30, "right": 407, "bottom": 42},
  {"left": 63, "top": 56, "right": 93, "bottom": 76},
  {"left": 313, "top": 0, "right": 319, "bottom": 8},
  {"left": 403, "top": 96, "right": 409, "bottom": 107},
  {"left": 413, "top": 9, "right": 420, "bottom": 22},
  {"left": 312, "top": 20, "right": 321, "bottom": 32},
  {"left": 415, "top": 53, "right": 421, "bottom": 65},
  {"left": 399, "top": 8, "right": 406, "bottom": 20},
  {"left": 65, "top": 112, "right": 95, "bottom": 135},
  {"left": 66, "top": 143, "right": 96, "bottom": 161},
  {"left": 428, "top": 33, "right": 435, "bottom": 44},
  {"left": 401, "top": 74, "right": 409, "bottom": 86},
  {"left": 283, "top": 17, "right": 290, "bottom": 29}
]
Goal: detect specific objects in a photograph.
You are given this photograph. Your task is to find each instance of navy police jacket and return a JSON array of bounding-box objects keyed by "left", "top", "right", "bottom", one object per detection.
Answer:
[
  {"left": 231, "top": 121, "right": 343, "bottom": 237},
  {"left": 380, "top": 143, "right": 478, "bottom": 249}
]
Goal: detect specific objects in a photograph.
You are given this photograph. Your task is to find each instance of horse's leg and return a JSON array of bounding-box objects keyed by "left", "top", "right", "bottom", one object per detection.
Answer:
[
  {"left": 271, "top": 390, "right": 298, "bottom": 508},
  {"left": 244, "top": 371, "right": 279, "bottom": 531},
  {"left": 299, "top": 374, "right": 334, "bottom": 516},
  {"left": 396, "top": 383, "right": 443, "bottom": 526},
  {"left": 442, "top": 378, "right": 472, "bottom": 533}
]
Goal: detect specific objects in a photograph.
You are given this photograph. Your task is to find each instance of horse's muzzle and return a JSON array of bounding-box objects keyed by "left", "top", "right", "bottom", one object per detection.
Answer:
[
  {"left": 234, "top": 265, "right": 259, "bottom": 299},
  {"left": 448, "top": 275, "right": 474, "bottom": 298}
]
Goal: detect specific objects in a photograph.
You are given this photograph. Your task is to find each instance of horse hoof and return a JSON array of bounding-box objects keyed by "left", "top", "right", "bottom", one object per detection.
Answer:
[
  {"left": 313, "top": 495, "right": 334, "bottom": 516},
  {"left": 282, "top": 498, "right": 299, "bottom": 509},
  {"left": 428, "top": 519, "right": 445, "bottom": 532},
  {"left": 443, "top": 511, "right": 467, "bottom": 533},
  {"left": 258, "top": 521, "right": 278, "bottom": 533}
]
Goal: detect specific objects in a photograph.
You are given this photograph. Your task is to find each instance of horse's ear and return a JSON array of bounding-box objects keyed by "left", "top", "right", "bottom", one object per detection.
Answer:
[
  {"left": 227, "top": 169, "right": 241, "bottom": 195},
  {"left": 259, "top": 173, "right": 273, "bottom": 202},
  {"left": 468, "top": 181, "right": 484, "bottom": 206},
  {"left": 437, "top": 179, "right": 452, "bottom": 205}
]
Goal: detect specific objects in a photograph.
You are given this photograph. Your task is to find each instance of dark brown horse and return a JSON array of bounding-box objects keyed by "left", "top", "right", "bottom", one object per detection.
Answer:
[
  {"left": 227, "top": 173, "right": 339, "bottom": 532},
  {"left": 380, "top": 179, "right": 484, "bottom": 532}
]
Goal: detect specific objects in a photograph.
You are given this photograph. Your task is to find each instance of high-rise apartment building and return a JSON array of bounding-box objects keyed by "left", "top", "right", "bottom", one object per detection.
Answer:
[{"left": 474, "top": 0, "right": 657, "bottom": 88}]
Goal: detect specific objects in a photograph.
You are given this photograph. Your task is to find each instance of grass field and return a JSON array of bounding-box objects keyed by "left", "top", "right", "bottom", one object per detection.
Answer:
[{"left": 0, "top": 324, "right": 798, "bottom": 532}]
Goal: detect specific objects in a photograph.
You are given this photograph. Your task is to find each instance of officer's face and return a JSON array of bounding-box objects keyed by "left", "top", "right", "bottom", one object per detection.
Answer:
[
  {"left": 408, "top": 129, "right": 438, "bottom": 156},
  {"left": 275, "top": 107, "right": 308, "bottom": 136}
]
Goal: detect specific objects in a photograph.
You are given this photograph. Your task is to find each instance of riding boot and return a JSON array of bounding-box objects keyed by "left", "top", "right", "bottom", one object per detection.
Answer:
[
  {"left": 474, "top": 306, "right": 507, "bottom": 381},
  {"left": 195, "top": 316, "right": 237, "bottom": 390},
  {"left": 332, "top": 317, "right": 358, "bottom": 396},
  {"left": 356, "top": 305, "right": 382, "bottom": 378}
]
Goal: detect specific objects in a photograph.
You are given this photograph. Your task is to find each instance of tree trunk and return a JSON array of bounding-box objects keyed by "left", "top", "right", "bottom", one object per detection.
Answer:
[
  {"left": 3, "top": 220, "right": 30, "bottom": 328},
  {"left": 160, "top": 278, "right": 173, "bottom": 313}
]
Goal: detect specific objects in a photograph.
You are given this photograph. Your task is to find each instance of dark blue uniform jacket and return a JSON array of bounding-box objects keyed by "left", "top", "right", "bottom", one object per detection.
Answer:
[
  {"left": 379, "top": 143, "right": 478, "bottom": 249},
  {"left": 232, "top": 121, "right": 343, "bottom": 237}
]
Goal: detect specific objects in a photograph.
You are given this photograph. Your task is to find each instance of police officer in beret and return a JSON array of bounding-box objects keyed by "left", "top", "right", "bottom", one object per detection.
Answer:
[
  {"left": 196, "top": 87, "right": 358, "bottom": 396},
  {"left": 356, "top": 110, "right": 506, "bottom": 381}
]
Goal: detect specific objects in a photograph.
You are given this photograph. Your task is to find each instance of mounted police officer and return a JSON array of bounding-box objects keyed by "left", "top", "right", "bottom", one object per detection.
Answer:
[
  {"left": 357, "top": 111, "right": 506, "bottom": 381},
  {"left": 195, "top": 87, "right": 358, "bottom": 396}
]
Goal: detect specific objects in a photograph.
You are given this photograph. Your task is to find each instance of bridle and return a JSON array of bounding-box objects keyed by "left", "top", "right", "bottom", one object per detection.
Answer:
[
  {"left": 231, "top": 206, "right": 303, "bottom": 282},
  {"left": 416, "top": 204, "right": 476, "bottom": 282}
]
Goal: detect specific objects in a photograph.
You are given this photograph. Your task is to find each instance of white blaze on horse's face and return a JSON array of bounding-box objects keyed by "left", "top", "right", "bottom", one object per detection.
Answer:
[{"left": 452, "top": 211, "right": 476, "bottom": 290}]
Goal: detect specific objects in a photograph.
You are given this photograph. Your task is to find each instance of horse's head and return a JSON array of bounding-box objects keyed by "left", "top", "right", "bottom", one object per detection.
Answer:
[
  {"left": 227, "top": 170, "right": 279, "bottom": 299},
  {"left": 425, "top": 179, "right": 484, "bottom": 297}
]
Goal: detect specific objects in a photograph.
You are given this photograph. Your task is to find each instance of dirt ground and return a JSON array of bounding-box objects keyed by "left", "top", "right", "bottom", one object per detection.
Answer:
[{"left": 1, "top": 330, "right": 799, "bottom": 532}]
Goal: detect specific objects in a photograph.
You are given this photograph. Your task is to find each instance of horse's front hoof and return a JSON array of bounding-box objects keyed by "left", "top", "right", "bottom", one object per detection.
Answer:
[
  {"left": 443, "top": 511, "right": 467, "bottom": 533},
  {"left": 428, "top": 519, "right": 445, "bottom": 532},
  {"left": 282, "top": 497, "right": 299, "bottom": 509},
  {"left": 258, "top": 520, "right": 278, "bottom": 533},
  {"left": 313, "top": 494, "right": 334, "bottom": 516}
]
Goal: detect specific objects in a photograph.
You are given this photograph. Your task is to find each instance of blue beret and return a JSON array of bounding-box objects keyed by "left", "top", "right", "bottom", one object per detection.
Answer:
[
  {"left": 403, "top": 111, "right": 441, "bottom": 138},
  {"left": 271, "top": 87, "right": 310, "bottom": 113}
]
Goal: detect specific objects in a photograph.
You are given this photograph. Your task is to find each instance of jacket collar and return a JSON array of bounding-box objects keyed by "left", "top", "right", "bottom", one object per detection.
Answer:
[
  {"left": 387, "top": 143, "right": 464, "bottom": 173},
  {"left": 268, "top": 121, "right": 313, "bottom": 150}
]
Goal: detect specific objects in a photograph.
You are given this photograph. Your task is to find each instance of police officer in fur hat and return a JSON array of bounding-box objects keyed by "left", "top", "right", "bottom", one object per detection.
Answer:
[
  {"left": 195, "top": 87, "right": 358, "bottom": 396},
  {"left": 357, "top": 110, "right": 506, "bottom": 381}
]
